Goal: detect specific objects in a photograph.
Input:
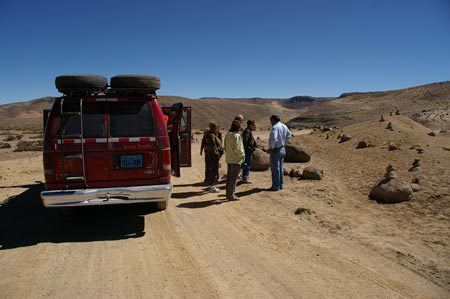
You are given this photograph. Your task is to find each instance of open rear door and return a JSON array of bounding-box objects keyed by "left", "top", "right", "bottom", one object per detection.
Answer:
[
  {"left": 179, "top": 107, "right": 192, "bottom": 167},
  {"left": 162, "top": 103, "right": 192, "bottom": 176},
  {"left": 43, "top": 109, "right": 51, "bottom": 131}
]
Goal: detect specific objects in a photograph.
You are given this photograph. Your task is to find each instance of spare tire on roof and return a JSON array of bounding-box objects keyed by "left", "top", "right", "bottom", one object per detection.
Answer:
[
  {"left": 55, "top": 74, "right": 108, "bottom": 94},
  {"left": 110, "top": 74, "right": 161, "bottom": 94}
]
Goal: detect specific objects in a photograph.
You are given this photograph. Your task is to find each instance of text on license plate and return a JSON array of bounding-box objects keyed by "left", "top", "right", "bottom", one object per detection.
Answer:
[{"left": 120, "top": 155, "right": 143, "bottom": 168}]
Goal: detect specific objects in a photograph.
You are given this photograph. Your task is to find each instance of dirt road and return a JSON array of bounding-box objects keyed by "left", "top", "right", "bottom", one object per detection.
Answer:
[{"left": 1, "top": 131, "right": 448, "bottom": 299}]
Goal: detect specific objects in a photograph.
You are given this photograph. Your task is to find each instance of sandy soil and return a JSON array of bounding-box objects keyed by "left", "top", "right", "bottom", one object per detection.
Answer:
[{"left": 1, "top": 118, "right": 449, "bottom": 299}]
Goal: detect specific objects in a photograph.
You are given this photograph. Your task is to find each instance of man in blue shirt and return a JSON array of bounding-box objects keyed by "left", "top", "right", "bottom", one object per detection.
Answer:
[{"left": 267, "top": 114, "right": 292, "bottom": 191}]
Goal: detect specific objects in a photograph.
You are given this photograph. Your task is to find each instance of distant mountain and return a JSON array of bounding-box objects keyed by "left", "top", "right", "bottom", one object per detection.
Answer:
[
  {"left": 0, "top": 95, "right": 309, "bottom": 130},
  {"left": 1, "top": 81, "right": 449, "bottom": 131}
]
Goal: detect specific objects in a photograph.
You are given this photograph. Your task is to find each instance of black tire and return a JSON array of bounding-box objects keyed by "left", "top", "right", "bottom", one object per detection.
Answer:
[
  {"left": 55, "top": 74, "right": 108, "bottom": 94},
  {"left": 110, "top": 74, "right": 161, "bottom": 94}
]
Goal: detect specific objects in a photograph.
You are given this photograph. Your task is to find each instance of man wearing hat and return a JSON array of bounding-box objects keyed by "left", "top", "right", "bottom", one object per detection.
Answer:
[{"left": 267, "top": 114, "right": 292, "bottom": 191}]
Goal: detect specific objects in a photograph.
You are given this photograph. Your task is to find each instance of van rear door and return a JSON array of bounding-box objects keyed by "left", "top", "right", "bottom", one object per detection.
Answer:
[
  {"left": 58, "top": 99, "right": 108, "bottom": 188},
  {"left": 107, "top": 98, "right": 162, "bottom": 187},
  {"left": 179, "top": 107, "right": 192, "bottom": 167}
]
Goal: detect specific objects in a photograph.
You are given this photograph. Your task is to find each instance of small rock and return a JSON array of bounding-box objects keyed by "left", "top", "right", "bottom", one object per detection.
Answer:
[
  {"left": 339, "top": 134, "right": 352, "bottom": 143},
  {"left": 388, "top": 142, "right": 400, "bottom": 151},
  {"left": 395, "top": 109, "right": 401, "bottom": 115},
  {"left": 302, "top": 167, "right": 323, "bottom": 180},
  {"left": 356, "top": 140, "right": 370, "bottom": 149},
  {"left": 0, "top": 142, "right": 12, "bottom": 149},
  {"left": 411, "top": 183, "right": 421, "bottom": 192},
  {"left": 295, "top": 208, "right": 313, "bottom": 215},
  {"left": 385, "top": 165, "right": 397, "bottom": 179},
  {"left": 409, "top": 158, "right": 421, "bottom": 172},
  {"left": 386, "top": 122, "right": 393, "bottom": 130}
]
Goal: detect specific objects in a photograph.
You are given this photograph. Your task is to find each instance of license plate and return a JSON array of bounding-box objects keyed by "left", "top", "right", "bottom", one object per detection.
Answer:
[{"left": 120, "top": 155, "right": 143, "bottom": 168}]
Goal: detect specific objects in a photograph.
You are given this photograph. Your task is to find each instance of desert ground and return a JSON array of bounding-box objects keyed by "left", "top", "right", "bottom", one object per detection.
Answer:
[{"left": 0, "top": 114, "right": 449, "bottom": 298}]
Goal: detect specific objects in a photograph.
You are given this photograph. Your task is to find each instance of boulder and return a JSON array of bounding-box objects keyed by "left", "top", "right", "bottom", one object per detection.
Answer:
[
  {"left": 302, "top": 167, "right": 323, "bottom": 180},
  {"left": 251, "top": 148, "right": 270, "bottom": 171},
  {"left": 288, "top": 166, "right": 303, "bottom": 178},
  {"left": 369, "top": 178, "right": 413, "bottom": 204},
  {"left": 285, "top": 144, "right": 311, "bottom": 162}
]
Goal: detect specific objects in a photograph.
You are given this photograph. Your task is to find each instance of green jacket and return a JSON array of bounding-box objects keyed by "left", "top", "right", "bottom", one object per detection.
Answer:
[
  {"left": 224, "top": 131, "right": 245, "bottom": 164},
  {"left": 201, "top": 129, "right": 222, "bottom": 156}
]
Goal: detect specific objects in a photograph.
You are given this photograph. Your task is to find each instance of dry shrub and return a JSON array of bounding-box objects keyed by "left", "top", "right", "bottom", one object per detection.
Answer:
[{"left": 14, "top": 140, "right": 42, "bottom": 152}]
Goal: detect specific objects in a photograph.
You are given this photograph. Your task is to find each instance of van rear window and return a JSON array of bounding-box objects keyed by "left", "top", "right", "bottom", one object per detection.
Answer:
[
  {"left": 59, "top": 102, "right": 105, "bottom": 138},
  {"left": 110, "top": 102, "right": 154, "bottom": 137}
]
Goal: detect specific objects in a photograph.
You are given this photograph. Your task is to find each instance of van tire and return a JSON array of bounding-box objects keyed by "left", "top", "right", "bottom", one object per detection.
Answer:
[
  {"left": 55, "top": 74, "right": 108, "bottom": 94},
  {"left": 156, "top": 200, "right": 167, "bottom": 210},
  {"left": 110, "top": 75, "right": 161, "bottom": 93}
]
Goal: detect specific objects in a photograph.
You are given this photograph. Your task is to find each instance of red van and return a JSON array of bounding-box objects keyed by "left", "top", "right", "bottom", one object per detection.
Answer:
[{"left": 40, "top": 74, "right": 191, "bottom": 210}]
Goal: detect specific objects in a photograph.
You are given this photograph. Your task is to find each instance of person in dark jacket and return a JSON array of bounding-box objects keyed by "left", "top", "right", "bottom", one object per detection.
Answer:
[
  {"left": 241, "top": 119, "right": 256, "bottom": 183},
  {"left": 200, "top": 122, "right": 222, "bottom": 192}
]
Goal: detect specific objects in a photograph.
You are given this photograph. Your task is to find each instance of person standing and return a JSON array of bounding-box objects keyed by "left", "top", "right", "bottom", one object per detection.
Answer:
[
  {"left": 234, "top": 115, "right": 244, "bottom": 124},
  {"left": 241, "top": 119, "right": 257, "bottom": 183},
  {"left": 224, "top": 120, "right": 245, "bottom": 200},
  {"left": 267, "top": 114, "right": 292, "bottom": 191},
  {"left": 200, "top": 122, "right": 222, "bottom": 192}
]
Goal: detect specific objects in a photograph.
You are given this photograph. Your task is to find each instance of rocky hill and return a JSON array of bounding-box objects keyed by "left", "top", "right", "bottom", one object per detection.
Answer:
[{"left": 286, "top": 81, "right": 450, "bottom": 131}]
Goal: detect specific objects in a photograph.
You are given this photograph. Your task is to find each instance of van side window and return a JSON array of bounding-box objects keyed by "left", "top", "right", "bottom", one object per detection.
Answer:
[
  {"left": 110, "top": 102, "right": 154, "bottom": 137},
  {"left": 59, "top": 101, "right": 105, "bottom": 138}
]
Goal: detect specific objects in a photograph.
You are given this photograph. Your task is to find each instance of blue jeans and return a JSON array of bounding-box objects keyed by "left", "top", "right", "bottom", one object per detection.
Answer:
[
  {"left": 242, "top": 151, "right": 253, "bottom": 180},
  {"left": 270, "top": 147, "right": 285, "bottom": 190}
]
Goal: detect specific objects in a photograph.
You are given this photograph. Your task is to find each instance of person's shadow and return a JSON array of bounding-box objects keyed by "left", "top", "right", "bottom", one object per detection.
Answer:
[
  {"left": 0, "top": 183, "right": 156, "bottom": 250},
  {"left": 175, "top": 188, "right": 264, "bottom": 209}
]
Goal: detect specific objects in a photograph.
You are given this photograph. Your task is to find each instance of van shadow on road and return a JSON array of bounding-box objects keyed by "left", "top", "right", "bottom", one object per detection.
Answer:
[{"left": 0, "top": 184, "right": 158, "bottom": 250}]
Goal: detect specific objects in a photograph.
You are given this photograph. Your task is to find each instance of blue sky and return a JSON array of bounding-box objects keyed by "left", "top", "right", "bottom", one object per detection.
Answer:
[{"left": 0, "top": 0, "right": 449, "bottom": 104}]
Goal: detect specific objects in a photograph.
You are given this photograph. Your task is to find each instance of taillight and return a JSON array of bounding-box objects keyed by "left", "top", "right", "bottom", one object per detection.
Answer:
[
  {"left": 160, "top": 148, "right": 171, "bottom": 173},
  {"left": 43, "top": 153, "right": 54, "bottom": 176}
]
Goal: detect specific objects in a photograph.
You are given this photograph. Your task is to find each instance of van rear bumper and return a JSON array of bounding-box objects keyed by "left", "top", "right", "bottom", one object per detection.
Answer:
[{"left": 40, "top": 183, "right": 172, "bottom": 207}]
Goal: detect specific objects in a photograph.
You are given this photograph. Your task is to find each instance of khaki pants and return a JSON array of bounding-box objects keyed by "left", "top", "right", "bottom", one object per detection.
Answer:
[{"left": 226, "top": 163, "right": 241, "bottom": 199}]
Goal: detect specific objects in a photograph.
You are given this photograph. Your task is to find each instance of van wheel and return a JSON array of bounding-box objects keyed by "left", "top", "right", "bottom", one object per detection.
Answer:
[
  {"left": 110, "top": 75, "right": 161, "bottom": 94},
  {"left": 55, "top": 74, "right": 108, "bottom": 94},
  {"left": 156, "top": 200, "right": 167, "bottom": 210}
]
